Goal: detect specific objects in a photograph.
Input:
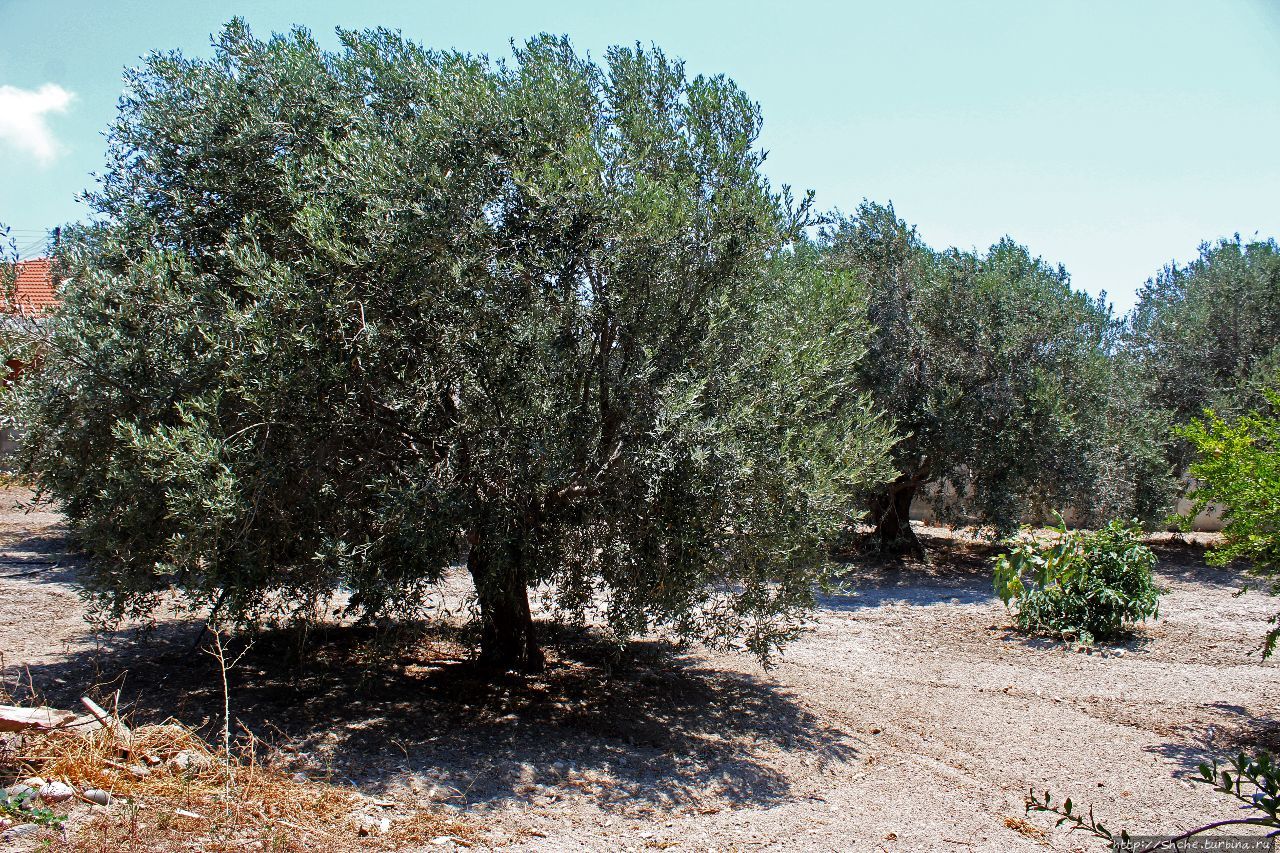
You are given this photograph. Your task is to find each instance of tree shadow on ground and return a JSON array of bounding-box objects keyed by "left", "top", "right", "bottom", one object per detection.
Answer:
[
  {"left": 988, "top": 629, "right": 1159, "bottom": 656},
  {"left": 819, "top": 580, "right": 996, "bottom": 611},
  {"left": 825, "top": 531, "right": 1002, "bottom": 611},
  {"left": 833, "top": 525, "right": 1002, "bottom": 572},
  {"left": 1146, "top": 538, "right": 1256, "bottom": 589},
  {"left": 3, "top": 619, "right": 858, "bottom": 816},
  {"left": 824, "top": 526, "right": 1256, "bottom": 626},
  {"left": 0, "top": 531, "right": 86, "bottom": 586},
  {"left": 1146, "top": 703, "right": 1280, "bottom": 778}
]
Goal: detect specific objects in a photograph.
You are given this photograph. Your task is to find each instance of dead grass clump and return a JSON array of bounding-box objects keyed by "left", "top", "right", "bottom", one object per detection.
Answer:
[
  {"left": 1003, "top": 814, "right": 1048, "bottom": 841},
  {"left": 3, "top": 719, "right": 477, "bottom": 851}
]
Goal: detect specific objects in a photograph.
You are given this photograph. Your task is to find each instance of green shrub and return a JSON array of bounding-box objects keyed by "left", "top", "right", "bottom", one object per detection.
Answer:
[{"left": 992, "top": 519, "right": 1161, "bottom": 643}]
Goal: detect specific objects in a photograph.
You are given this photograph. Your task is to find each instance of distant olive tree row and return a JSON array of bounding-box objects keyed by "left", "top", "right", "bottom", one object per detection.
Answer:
[
  {"left": 0, "top": 20, "right": 1275, "bottom": 671},
  {"left": 812, "top": 208, "right": 1280, "bottom": 555}
]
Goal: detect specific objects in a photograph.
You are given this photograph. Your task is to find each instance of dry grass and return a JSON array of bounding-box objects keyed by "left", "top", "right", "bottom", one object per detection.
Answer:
[
  {"left": 1003, "top": 815, "right": 1048, "bottom": 842},
  {"left": 2, "top": 718, "right": 477, "bottom": 851}
]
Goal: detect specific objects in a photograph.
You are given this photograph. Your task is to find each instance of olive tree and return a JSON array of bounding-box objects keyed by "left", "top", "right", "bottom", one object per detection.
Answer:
[
  {"left": 1128, "top": 235, "right": 1280, "bottom": 472},
  {"left": 7, "top": 22, "right": 894, "bottom": 671},
  {"left": 819, "top": 202, "right": 1168, "bottom": 555}
]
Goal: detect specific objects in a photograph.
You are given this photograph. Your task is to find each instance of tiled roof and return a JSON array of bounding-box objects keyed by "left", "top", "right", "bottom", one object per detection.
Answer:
[{"left": 8, "top": 258, "right": 58, "bottom": 315}]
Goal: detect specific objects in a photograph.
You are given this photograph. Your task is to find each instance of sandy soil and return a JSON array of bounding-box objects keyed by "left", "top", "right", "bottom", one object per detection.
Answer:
[{"left": 1, "top": 489, "right": 1276, "bottom": 852}]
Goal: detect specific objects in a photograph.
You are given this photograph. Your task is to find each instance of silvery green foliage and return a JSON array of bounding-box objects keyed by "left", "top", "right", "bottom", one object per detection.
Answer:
[
  {"left": 8, "top": 22, "right": 894, "bottom": 668},
  {"left": 1128, "top": 235, "right": 1280, "bottom": 472},
  {"left": 819, "top": 202, "right": 1171, "bottom": 552}
]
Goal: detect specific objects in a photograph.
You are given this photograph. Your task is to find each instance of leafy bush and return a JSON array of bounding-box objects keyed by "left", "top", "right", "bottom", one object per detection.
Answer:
[
  {"left": 992, "top": 519, "right": 1161, "bottom": 643},
  {"left": 1179, "top": 383, "right": 1280, "bottom": 657}
]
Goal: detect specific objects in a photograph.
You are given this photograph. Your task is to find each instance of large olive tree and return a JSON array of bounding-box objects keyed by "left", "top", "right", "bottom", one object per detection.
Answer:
[
  {"left": 8, "top": 23, "right": 894, "bottom": 671},
  {"left": 819, "top": 202, "right": 1168, "bottom": 555}
]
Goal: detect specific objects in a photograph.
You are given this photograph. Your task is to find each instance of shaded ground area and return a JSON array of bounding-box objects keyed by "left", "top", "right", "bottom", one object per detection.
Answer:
[{"left": 1, "top": 492, "right": 1276, "bottom": 851}]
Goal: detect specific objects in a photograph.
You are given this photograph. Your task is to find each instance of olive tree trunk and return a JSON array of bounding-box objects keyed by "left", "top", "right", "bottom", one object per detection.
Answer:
[
  {"left": 466, "top": 535, "right": 545, "bottom": 673},
  {"left": 867, "top": 475, "right": 925, "bottom": 558}
]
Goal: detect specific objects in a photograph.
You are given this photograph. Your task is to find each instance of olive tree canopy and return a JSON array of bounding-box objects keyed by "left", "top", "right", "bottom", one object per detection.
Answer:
[
  {"left": 819, "top": 202, "right": 1169, "bottom": 555},
  {"left": 1128, "top": 235, "right": 1280, "bottom": 472},
  {"left": 7, "top": 22, "right": 894, "bottom": 671}
]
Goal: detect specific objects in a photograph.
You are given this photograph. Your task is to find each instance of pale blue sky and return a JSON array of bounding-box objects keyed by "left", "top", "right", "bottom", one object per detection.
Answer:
[{"left": 1, "top": 0, "right": 1277, "bottom": 311}]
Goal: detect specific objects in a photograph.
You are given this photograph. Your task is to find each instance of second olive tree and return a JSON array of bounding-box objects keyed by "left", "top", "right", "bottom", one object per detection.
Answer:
[{"left": 819, "top": 202, "right": 1169, "bottom": 555}]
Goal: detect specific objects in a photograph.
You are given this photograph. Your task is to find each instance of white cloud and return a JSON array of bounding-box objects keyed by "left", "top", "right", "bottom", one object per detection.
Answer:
[{"left": 0, "top": 83, "right": 74, "bottom": 165}]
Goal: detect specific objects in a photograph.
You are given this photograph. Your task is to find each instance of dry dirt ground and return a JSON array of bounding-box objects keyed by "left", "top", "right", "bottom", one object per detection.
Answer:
[{"left": 1, "top": 487, "right": 1276, "bottom": 852}]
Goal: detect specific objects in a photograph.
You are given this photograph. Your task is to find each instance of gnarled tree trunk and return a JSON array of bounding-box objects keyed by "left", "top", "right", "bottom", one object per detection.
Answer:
[
  {"left": 467, "top": 535, "right": 545, "bottom": 673},
  {"left": 867, "top": 475, "right": 926, "bottom": 558}
]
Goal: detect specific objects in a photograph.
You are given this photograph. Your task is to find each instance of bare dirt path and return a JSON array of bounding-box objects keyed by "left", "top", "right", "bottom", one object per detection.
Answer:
[{"left": 1, "top": 491, "right": 1275, "bottom": 852}]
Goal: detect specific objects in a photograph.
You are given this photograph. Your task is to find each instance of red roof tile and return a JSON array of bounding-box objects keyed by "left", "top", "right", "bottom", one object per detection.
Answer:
[{"left": 7, "top": 258, "right": 58, "bottom": 315}]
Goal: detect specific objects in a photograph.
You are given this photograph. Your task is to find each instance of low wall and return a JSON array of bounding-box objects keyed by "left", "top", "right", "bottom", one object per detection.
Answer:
[{"left": 908, "top": 484, "right": 1226, "bottom": 533}]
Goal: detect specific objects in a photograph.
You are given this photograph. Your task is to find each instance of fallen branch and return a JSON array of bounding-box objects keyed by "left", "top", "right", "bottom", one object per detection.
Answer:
[{"left": 81, "top": 696, "right": 132, "bottom": 751}]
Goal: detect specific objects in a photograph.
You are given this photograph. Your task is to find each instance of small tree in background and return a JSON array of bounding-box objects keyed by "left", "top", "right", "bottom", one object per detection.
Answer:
[
  {"left": 6, "top": 22, "right": 895, "bottom": 672},
  {"left": 819, "top": 202, "right": 1169, "bottom": 556},
  {"left": 1180, "top": 382, "right": 1280, "bottom": 657}
]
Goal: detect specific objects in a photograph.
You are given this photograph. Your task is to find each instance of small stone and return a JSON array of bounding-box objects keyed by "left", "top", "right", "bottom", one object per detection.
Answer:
[
  {"left": 4, "top": 784, "right": 36, "bottom": 801},
  {"left": 1114, "top": 649, "right": 1126, "bottom": 657},
  {"left": 82, "top": 788, "right": 112, "bottom": 805},
  {"left": 291, "top": 772, "right": 309, "bottom": 783},
  {"left": 39, "top": 781, "right": 74, "bottom": 803},
  {"left": 356, "top": 815, "right": 392, "bottom": 837},
  {"left": 3, "top": 823, "right": 42, "bottom": 841},
  {"left": 20, "top": 777, "right": 46, "bottom": 789},
  {"left": 169, "top": 750, "right": 211, "bottom": 772}
]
